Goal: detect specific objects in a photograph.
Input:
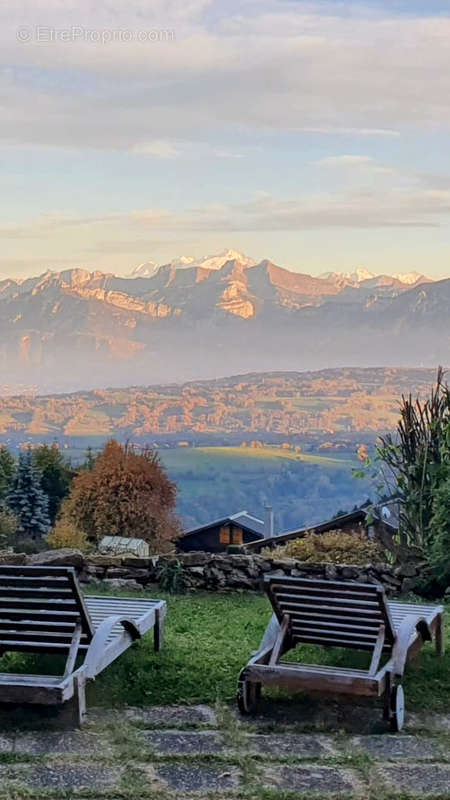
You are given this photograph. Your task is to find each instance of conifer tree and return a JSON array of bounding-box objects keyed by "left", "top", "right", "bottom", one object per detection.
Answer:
[
  {"left": 7, "top": 450, "right": 50, "bottom": 539},
  {"left": 0, "top": 446, "right": 16, "bottom": 503},
  {"left": 33, "top": 443, "right": 74, "bottom": 526}
]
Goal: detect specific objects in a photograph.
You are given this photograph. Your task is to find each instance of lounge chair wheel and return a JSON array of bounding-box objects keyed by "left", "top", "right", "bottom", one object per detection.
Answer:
[
  {"left": 389, "top": 684, "right": 405, "bottom": 732},
  {"left": 237, "top": 672, "right": 261, "bottom": 714}
]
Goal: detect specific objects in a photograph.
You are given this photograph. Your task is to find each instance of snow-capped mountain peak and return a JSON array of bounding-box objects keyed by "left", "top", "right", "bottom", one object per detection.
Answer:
[
  {"left": 129, "top": 260, "right": 159, "bottom": 279},
  {"left": 189, "top": 249, "right": 256, "bottom": 271},
  {"left": 129, "top": 249, "right": 255, "bottom": 278},
  {"left": 319, "top": 268, "right": 375, "bottom": 284},
  {"left": 392, "top": 271, "right": 432, "bottom": 285}
]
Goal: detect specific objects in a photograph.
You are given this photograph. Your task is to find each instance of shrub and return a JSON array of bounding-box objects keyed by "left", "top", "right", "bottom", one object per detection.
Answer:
[
  {"left": 158, "top": 559, "right": 185, "bottom": 593},
  {"left": 0, "top": 506, "right": 19, "bottom": 548},
  {"left": 267, "top": 527, "right": 385, "bottom": 565},
  {"left": 47, "top": 521, "right": 89, "bottom": 551},
  {"left": 427, "top": 476, "right": 450, "bottom": 592}
]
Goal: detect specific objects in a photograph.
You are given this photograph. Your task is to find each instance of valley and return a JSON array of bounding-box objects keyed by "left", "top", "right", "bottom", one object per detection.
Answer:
[{"left": 0, "top": 366, "right": 437, "bottom": 530}]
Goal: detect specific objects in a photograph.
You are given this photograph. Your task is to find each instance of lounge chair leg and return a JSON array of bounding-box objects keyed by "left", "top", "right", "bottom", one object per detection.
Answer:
[
  {"left": 383, "top": 673, "right": 392, "bottom": 722},
  {"left": 436, "top": 614, "right": 445, "bottom": 657},
  {"left": 237, "top": 670, "right": 261, "bottom": 715},
  {"left": 154, "top": 607, "right": 166, "bottom": 652},
  {"left": 74, "top": 674, "right": 87, "bottom": 727}
]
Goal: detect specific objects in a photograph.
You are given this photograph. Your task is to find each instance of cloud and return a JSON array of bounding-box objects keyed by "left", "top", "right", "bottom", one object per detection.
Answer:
[
  {"left": 1, "top": 2, "right": 450, "bottom": 152},
  {"left": 296, "top": 127, "right": 401, "bottom": 138},
  {"left": 317, "top": 155, "right": 378, "bottom": 168},
  {"left": 315, "top": 154, "right": 397, "bottom": 177},
  {"left": 3, "top": 184, "right": 450, "bottom": 244},
  {"left": 130, "top": 140, "right": 182, "bottom": 158}
]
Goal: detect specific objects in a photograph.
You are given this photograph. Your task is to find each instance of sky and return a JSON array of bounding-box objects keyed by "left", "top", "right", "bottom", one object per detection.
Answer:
[{"left": 1, "top": 0, "right": 450, "bottom": 279}]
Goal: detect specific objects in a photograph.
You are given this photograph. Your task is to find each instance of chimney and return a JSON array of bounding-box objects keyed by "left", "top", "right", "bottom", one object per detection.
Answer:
[{"left": 264, "top": 505, "right": 274, "bottom": 538}]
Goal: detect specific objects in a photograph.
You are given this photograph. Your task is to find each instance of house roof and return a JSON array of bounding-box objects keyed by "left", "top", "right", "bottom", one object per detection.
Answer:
[
  {"left": 180, "top": 511, "right": 266, "bottom": 541},
  {"left": 372, "top": 498, "right": 401, "bottom": 532},
  {"left": 245, "top": 508, "right": 367, "bottom": 551}
]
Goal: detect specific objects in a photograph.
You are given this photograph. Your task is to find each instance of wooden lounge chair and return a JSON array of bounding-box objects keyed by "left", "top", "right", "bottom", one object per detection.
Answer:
[
  {"left": 0, "top": 565, "right": 167, "bottom": 724},
  {"left": 237, "top": 575, "right": 444, "bottom": 731}
]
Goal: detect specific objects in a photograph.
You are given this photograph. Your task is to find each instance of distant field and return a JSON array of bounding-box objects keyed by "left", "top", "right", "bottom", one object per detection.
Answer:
[{"left": 160, "top": 445, "right": 352, "bottom": 471}]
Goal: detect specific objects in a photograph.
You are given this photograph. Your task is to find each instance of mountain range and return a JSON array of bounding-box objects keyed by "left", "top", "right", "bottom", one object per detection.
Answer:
[{"left": 0, "top": 249, "right": 445, "bottom": 393}]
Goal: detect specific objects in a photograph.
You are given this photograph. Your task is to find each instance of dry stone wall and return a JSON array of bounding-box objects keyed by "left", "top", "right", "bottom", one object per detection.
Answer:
[{"left": 0, "top": 548, "right": 419, "bottom": 595}]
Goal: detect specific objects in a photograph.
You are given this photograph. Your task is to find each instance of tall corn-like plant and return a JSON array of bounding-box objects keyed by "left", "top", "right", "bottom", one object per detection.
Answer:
[{"left": 377, "top": 367, "right": 450, "bottom": 552}]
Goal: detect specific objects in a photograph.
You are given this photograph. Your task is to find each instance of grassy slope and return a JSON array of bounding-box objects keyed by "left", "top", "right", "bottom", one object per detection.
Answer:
[{"left": 160, "top": 446, "right": 352, "bottom": 470}]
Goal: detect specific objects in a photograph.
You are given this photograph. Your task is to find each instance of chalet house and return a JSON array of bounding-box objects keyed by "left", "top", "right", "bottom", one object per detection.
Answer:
[
  {"left": 176, "top": 511, "right": 269, "bottom": 553},
  {"left": 245, "top": 501, "right": 400, "bottom": 554}
]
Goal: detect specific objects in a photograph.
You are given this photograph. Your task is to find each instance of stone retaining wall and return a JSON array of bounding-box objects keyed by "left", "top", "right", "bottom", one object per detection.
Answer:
[{"left": 0, "top": 548, "right": 419, "bottom": 595}]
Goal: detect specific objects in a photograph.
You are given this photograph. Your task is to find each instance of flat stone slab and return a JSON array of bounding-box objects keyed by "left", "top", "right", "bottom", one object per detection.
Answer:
[
  {"left": 156, "top": 763, "right": 240, "bottom": 793},
  {"left": 0, "top": 735, "right": 13, "bottom": 752},
  {"left": 125, "top": 705, "right": 218, "bottom": 727},
  {"left": 352, "top": 734, "right": 444, "bottom": 761},
  {"left": 246, "top": 733, "right": 337, "bottom": 759},
  {"left": 237, "top": 698, "right": 384, "bottom": 733},
  {"left": 141, "top": 730, "right": 225, "bottom": 755},
  {"left": 379, "top": 765, "right": 450, "bottom": 796},
  {"left": 258, "top": 765, "right": 358, "bottom": 794},
  {"left": 28, "top": 764, "right": 122, "bottom": 791},
  {"left": 407, "top": 713, "right": 450, "bottom": 732},
  {"left": 13, "top": 731, "right": 112, "bottom": 756}
]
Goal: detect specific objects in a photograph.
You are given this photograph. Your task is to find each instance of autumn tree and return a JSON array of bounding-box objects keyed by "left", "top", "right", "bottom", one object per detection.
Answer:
[{"left": 59, "top": 440, "right": 181, "bottom": 551}]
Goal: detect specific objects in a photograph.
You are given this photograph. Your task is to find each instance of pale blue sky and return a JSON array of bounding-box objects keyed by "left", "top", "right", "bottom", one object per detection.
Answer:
[{"left": 1, "top": 0, "right": 449, "bottom": 278}]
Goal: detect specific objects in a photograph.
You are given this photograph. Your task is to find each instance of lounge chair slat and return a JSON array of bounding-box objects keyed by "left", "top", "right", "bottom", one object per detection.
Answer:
[
  {"left": 0, "top": 588, "right": 74, "bottom": 599},
  {"left": 0, "top": 566, "right": 77, "bottom": 578},
  {"left": 0, "top": 576, "right": 70, "bottom": 588},
  {"left": 290, "top": 618, "right": 382, "bottom": 634},
  {"left": 266, "top": 576, "right": 380, "bottom": 593},
  {"left": 279, "top": 610, "right": 381, "bottom": 629},
  {"left": 272, "top": 584, "right": 382, "bottom": 601},
  {"left": 0, "top": 610, "right": 81, "bottom": 622},
  {"left": 272, "top": 591, "right": 380, "bottom": 609},
  {"left": 0, "top": 621, "right": 79, "bottom": 633},
  {"left": 292, "top": 634, "right": 379, "bottom": 650},
  {"left": 0, "top": 599, "right": 78, "bottom": 610}
]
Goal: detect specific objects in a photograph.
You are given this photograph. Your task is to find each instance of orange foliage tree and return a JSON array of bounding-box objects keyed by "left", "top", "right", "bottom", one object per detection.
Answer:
[{"left": 59, "top": 440, "right": 181, "bottom": 551}]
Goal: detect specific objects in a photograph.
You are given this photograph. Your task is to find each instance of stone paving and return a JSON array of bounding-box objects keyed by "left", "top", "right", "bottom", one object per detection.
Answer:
[{"left": 0, "top": 702, "right": 449, "bottom": 799}]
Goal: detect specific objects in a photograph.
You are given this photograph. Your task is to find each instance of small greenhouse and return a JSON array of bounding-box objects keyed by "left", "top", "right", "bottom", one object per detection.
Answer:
[{"left": 99, "top": 536, "right": 150, "bottom": 557}]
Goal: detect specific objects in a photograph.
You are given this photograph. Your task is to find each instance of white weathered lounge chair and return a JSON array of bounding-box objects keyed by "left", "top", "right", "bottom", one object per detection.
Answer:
[
  {"left": 0, "top": 565, "right": 167, "bottom": 724},
  {"left": 237, "top": 575, "right": 444, "bottom": 731}
]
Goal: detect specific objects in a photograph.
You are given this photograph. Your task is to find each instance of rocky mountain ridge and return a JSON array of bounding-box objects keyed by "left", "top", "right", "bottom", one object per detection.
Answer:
[{"left": 0, "top": 252, "right": 444, "bottom": 392}]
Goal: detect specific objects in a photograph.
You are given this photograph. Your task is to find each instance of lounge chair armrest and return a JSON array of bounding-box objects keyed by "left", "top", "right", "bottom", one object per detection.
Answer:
[
  {"left": 84, "top": 616, "right": 141, "bottom": 679},
  {"left": 248, "top": 614, "right": 282, "bottom": 665},
  {"left": 392, "top": 615, "right": 432, "bottom": 678}
]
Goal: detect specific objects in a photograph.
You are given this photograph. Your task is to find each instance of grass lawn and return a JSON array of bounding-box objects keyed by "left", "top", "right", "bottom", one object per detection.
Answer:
[{"left": 1, "top": 590, "right": 449, "bottom": 713}]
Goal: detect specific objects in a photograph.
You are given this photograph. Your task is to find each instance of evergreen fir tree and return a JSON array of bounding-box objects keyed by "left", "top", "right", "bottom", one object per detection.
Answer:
[
  {"left": 33, "top": 443, "right": 74, "bottom": 526},
  {"left": 0, "top": 446, "right": 16, "bottom": 503},
  {"left": 84, "top": 446, "right": 96, "bottom": 471},
  {"left": 7, "top": 450, "right": 50, "bottom": 539}
]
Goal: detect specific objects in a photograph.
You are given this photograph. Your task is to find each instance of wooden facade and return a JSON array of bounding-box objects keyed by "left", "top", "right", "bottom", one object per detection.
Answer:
[{"left": 177, "top": 513, "right": 265, "bottom": 553}]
